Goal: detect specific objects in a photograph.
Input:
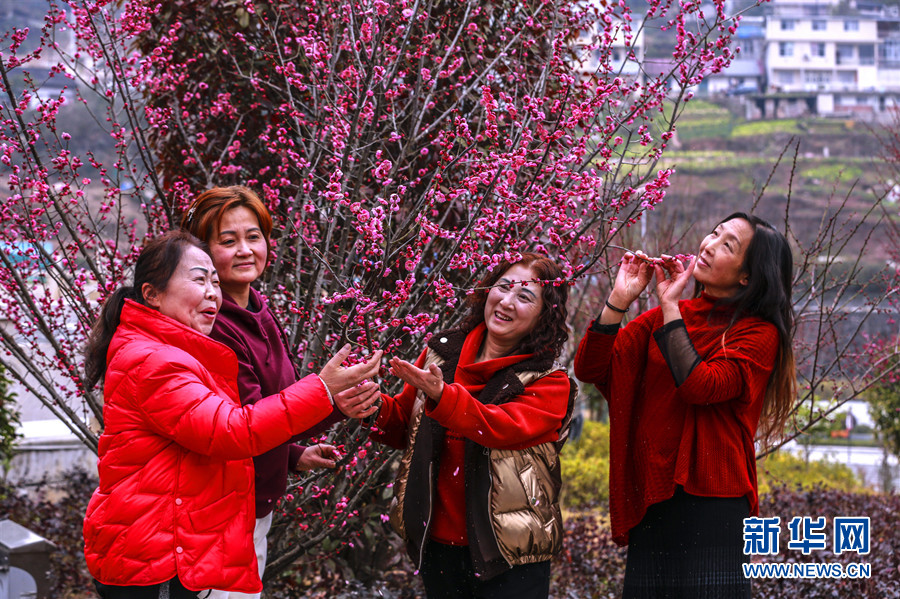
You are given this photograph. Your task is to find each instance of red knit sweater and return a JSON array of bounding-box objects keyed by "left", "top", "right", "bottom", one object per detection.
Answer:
[{"left": 573, "top": 293, "right": 778, "bottom": 546}]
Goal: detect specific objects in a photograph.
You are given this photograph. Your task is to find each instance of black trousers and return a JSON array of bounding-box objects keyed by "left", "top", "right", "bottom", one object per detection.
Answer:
[
  {"left": 420, "top": 540, "right": 551, "bottom": 599},
  {"left": 622, "top": 487, "right": 751, "bottom": 599},
  {"left": 94, "top": 578, "right": 208, "bottom": 599}
]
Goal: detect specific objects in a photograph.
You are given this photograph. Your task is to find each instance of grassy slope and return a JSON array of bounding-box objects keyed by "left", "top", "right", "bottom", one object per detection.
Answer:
[{"left": 640, "top": 100, "right": 894, "bottom": 266}]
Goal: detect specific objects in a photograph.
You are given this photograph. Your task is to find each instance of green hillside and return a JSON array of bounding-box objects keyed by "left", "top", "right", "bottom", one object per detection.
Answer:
[{"left": 636, "top": 100, "right": 894, "bottom": 270}]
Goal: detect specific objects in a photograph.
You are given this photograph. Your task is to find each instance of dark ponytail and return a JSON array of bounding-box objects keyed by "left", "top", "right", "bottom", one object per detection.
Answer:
[
  {"left": 83, "top": 231, "right": 206, "bottom": 390},
  {"left": 83, "top": 286, "right": 137, "bottom": 390}
]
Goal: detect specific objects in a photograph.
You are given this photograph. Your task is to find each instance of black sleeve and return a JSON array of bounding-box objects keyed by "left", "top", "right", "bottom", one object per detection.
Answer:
[
  {"left": 589, "top": 316, "right": 621, "bottom": 335},
  {"left": 652, "top": 320, "right": 701, "bottom": 387}
]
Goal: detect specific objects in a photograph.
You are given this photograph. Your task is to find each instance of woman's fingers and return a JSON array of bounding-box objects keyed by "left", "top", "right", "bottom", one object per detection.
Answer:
[
  {"left": 322, "top": 343, "right": 351, "bottom": 370},
  {"left": 349, "top": 384, "right": 381, "bottom": 415},
  {"left": 653, "top": 255, "right": 697, "bottom": 305},
  {"left": 388, "top": 357, "right": 444, "bottom": 401},
  {"left": 333, "top": 381, "right": 381, "bottom": 418},
  {"left": 344, "top": 350, "right": 384, "bottom": 380},
  {"left": 389, "top": 357, "right": 418, "bottom": 381},
  {"left": 388, "top": 357, "right": 417, "bottom": 382},
  {"left": 614, "top": 253, "right": 651, "bottom": 300},
  {"left": 334, "top": 381, "right": 377, "bottom": 405},
  {"left": 319, "top": 348, "right": 384, "bottom": 395},
  {"left": 296, "top": 443, "right": 341, "bottom": 471}
]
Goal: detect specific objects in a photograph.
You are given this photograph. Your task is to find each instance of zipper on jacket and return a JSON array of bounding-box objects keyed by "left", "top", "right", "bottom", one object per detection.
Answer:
[
  {"left": 484, "top": 448, "right": 510, "bottom": 568},
  {"left": 417, "top": 461, "right": 435, "bottom": 569}
]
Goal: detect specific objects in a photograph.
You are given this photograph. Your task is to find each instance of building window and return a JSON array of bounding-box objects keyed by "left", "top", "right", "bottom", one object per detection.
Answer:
[
  {"left": 837, "top": 71, "right": 856, "bottom": 85},
  {"left": 812, "top": 42, "right": 826, "bottom": 58},
  {"left": 812, "top": 20, "right": 827, "bottom": 31},
  {"left": 779, "top": 42, "right": 794, "bottom": 57},
  {"left": 881, "top": 40, "right": 900, "bottom": 62},
  {"left": 776, "top": 70, "right": 796, "bottom": 84},
  {"left": 781, "top": 19, "right": 796, "bottom": 30},
  {"left": 805, "top": 71, "right": 832, "bottom": 84},
  {"left": 836, "top": 44, "right": 854, "bottom": 65},
  {"left": 844, "top": 20, "right": 859, "bottom": 32},
  {"left": 859, "top": 44, "right": 874, "bottom": 65}
]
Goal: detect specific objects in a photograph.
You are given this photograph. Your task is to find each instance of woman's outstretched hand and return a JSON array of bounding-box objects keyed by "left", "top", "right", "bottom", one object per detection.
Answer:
[
  {"left": 333, "top": 381, "right": 381, "bottom": 419},
  {"left": 388, "top": 356, "right": 445, "bottom": 402},
  {"left": 318, "top": 344, "right": 383, "bottom": 395}
]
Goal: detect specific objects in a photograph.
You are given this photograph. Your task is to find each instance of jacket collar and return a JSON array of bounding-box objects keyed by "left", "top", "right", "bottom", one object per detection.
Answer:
[
  {"left": 218, "top": 286, "right": 264, "bottom": 319},
  {"left": 427, "top": 325, "right": 557, "bottom": 406},
  {"left": 115, "top": 299, "right": 238, "bottom": 381}
]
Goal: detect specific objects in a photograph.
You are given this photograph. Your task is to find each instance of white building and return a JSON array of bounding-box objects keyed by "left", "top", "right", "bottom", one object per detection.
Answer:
[
  {"left": 574, "top": 8, "right": 645, "bottom": 86},
  {"left": 765, "top": 1, "right": 893, "bottom": 114},
  {"left": 715, "top": 0, "right": 900, "bottom": 116}
]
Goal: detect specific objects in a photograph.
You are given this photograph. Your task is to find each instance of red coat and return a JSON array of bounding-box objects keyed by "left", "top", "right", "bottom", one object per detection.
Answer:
[
  {"left": 573, "top": 293, "right": 778, "bottom": 546},
  {"left": 83, "top": 300, "right": 333, "bottom": 592}
]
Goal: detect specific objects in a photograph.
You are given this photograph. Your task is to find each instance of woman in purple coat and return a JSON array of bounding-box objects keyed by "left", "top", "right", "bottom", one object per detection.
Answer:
[{"left": 182, "top": 186, "right": 381, "bottom": 598}]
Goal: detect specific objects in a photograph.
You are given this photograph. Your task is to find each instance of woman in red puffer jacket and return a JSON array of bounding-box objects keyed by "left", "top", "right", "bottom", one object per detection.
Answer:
[{"left": 82, "top": 231, "right": 381, "bottom": 599}]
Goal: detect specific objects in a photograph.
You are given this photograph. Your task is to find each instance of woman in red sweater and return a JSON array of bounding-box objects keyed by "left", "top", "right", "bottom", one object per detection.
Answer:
[
  {"left": 574, "top": 213, "right": 796, "bottom": 598},
  {"left": 374, "top": 253, "right": 576, "bottom": 599}
]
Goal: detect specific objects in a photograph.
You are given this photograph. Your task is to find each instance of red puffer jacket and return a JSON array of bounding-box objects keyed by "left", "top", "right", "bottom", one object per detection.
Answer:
[{"left": 83, "top": 300, "right": 333, "bottom": 593}]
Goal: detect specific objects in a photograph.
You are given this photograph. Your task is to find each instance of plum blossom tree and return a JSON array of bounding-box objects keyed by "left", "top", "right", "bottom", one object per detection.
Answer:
[
  {"left": 0, "top": 0, "right": 743, "bottom": 578},
  {"left": 2, "top": 0, "right": 896, "bottom": 585}
]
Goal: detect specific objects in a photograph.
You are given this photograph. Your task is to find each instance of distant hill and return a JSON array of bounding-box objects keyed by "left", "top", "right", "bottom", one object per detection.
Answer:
[{"left": 631, "top": 100, "right": 894, "bottom": 273}]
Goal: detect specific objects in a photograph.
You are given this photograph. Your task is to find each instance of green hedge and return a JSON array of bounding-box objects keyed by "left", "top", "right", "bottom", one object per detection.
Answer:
[
  {"left": 561, "top": 420, "right": 610, "bottom": 510},
  {"left": 757, "top": 449, "right": 862, "bottom": 495},
  {"left": 561, "top": 420, "right": 863, "bottom": 510}
]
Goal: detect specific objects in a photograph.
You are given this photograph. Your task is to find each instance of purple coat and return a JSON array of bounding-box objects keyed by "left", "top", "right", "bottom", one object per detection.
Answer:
[{"left": 211, "top": 287, "right": 342, "bottom": 517}]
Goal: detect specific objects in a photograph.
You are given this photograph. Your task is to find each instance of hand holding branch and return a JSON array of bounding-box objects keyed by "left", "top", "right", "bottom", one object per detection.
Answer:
[
  {"left": 295, "top": 443, "right": 341, "bottom": 471},
  {"left": 652, "top": 254, "right": 696, "bottom": 307},
  {"left": 599, "top": 251, "right": 654, "bottom": 324},
  {"left": 610, "top": 251, "right": 655, "bottom": 307},
  {"left": 333, "top": 381, "right": 381, "bottom": 419}
]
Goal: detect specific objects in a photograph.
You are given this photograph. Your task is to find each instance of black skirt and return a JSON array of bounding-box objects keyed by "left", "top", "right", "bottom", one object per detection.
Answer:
[{"left": 622, "top": 486, "right": 751, "bottom": 599}]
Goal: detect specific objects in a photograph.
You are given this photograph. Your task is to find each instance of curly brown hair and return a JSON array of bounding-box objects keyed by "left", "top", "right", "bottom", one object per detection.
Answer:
[{"left": 459, "top": 253, "right": 569, "bottom": 362}]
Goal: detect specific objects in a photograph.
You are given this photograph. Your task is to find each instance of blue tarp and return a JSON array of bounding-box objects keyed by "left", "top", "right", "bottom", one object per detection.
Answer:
[{"left": 0, "top": 241, "right": 54, "bottom": 265}]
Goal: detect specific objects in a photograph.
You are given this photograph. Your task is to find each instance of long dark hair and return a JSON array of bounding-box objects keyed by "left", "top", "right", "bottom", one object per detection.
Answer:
[
  {"left": 83, "top": 231, "right": 207, "bottom": 390},
  {"left": 459, "top": 253, "right": 569, "bottom": 362},
  {"left": 701, "top": 212, "right": 797, "bottom": 445}
]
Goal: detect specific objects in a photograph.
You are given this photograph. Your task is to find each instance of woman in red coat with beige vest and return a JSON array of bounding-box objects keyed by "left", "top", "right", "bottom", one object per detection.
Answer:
[
  {"left": 82, "top": 231, "right": 381, "bottom": 599},
  {"left": 374, "top": 253, "right": 576, "bottom": 599},
  {"left": 574, "top": 213, "right": 797, "bottom": 599}
]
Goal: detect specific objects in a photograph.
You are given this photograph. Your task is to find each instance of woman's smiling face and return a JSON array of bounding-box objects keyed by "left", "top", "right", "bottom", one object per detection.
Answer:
[
  {"left": 209, "top": 205, "right": 269, "bottom": 297},
  {"left": 143, "top": 245, "right": 222, "bottom": 334},
  {"left": 483, "top": 263, "right": 544, "bottom": 348}
]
